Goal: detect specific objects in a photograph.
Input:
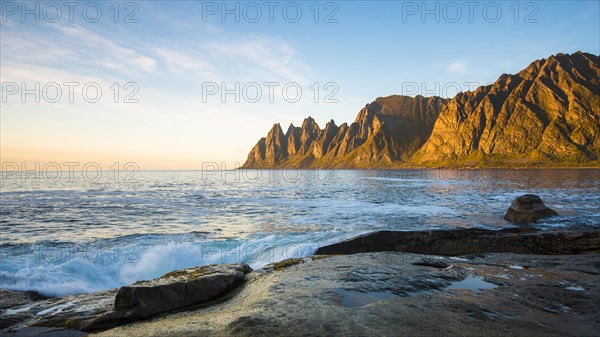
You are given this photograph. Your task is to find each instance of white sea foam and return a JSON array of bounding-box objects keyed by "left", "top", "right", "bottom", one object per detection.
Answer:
[{"left": 0, "top": 233, "right": 329, "bottom": 296}]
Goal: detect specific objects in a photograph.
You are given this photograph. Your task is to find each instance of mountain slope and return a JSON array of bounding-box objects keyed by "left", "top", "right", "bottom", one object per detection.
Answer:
[
  {"left": 413, "top": 51, "right": 600, "bottom": 166},
  {"left": 242, "top": 52, "right": 600, "bottom": 168}
]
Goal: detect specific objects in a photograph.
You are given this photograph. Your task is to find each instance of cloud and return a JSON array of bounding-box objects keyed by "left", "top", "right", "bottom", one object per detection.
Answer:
[
  {"left": 203, "top": 37, "right": 311, "bottom": 84},
  {"left": 52, "top": 24, "right": 157, "bottom": 73},
  {"left": 447, "top": 60, "right": 468, "bottom": 74},
  {"left": 0, "top": 64, "right": 105, "bottom": 84},
  {"left": 1, "top": 20, "right": 157, "bottom": 78},
  {"left": 152, "top": 48, "right": 220, "bottom": 82}
]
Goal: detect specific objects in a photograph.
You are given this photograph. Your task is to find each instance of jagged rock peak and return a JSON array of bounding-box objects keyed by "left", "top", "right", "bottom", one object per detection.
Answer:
[
  {"left": 301, "top": 116, "right": 318, "bottom": 129},
  {"left": 268, "top": 123, "right": 283, "bottom": 135}
]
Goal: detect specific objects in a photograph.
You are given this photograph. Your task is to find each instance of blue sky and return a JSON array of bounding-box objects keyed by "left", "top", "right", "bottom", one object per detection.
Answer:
[{"left": 1, "top": 1, "right": 599, "bottom": 169}]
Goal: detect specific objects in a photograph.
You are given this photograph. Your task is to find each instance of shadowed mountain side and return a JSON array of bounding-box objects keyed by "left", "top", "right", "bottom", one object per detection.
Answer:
[{"left": 242, "top": 95, "right": 447, "bottom": 168}]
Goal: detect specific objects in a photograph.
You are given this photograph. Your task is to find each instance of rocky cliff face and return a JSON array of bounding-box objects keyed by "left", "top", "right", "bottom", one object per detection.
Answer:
[
  {"left": 414, "top": 51, "right": 600, "bottom": 166},
  {"left": 242, "top": 52, "right": 600, "bottom": 168}
]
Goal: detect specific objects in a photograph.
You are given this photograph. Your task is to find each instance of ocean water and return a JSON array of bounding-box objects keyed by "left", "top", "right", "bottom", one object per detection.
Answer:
[{"left": 1, "top": 169, "right": 599, "bottom": 296}]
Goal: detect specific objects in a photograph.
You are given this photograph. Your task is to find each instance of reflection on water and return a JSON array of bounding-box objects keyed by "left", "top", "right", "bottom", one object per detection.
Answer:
[
  {"left": 336, "top": 289, "right": 396, "bottom": 307},
  {"left": 448, "top": 276, "right": 499, "bottom": 292}
]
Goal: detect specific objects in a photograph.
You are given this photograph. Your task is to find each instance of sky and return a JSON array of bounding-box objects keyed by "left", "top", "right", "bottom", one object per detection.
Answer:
[{"left": 1, "top": 0, "right": 599, "bottom": 170}]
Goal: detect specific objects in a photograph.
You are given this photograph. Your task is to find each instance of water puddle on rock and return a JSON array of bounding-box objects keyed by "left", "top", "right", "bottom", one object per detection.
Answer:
[
  {"left": 448, "top": 276, "right": 498, "bottom": 293},
  {"left": 336, "top": 289, "right": 396, "bottom": 307}
]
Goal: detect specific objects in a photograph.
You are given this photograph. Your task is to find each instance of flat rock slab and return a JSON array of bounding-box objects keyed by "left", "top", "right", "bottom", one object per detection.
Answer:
[
  {"left": 316, "top": 227, "right": 600, "bottom": 256},
  {"left": 87, "top": 253, "right": 600, "bottom": 337}
]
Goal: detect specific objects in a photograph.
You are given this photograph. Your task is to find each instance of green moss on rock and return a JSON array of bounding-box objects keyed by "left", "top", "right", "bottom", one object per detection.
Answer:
[{"left": 270, "top": 258, "right": 305, "bottom": 271}]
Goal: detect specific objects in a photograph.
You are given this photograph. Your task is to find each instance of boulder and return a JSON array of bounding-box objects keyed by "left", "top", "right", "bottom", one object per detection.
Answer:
[
  {"left": 504, "top": 194, "right": 558, "bottom": 224},
  {"left": 113, "top": 263, "right": 250, "bottom": 317},
  {"left": 89, "top": 263, "right": 252, "bottom": 327}
]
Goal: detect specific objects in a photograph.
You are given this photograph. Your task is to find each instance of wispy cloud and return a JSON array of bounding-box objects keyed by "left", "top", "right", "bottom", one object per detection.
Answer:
[
  {"left": 447, "top": 60, "right": 468, "bottom": 74},
  {"left": 1, "top": 19, "right": 157, "bottom": 78},
  {"left": 152, "top": 48, "right": 220, "bottom": 82},
  {"left": 53, "top": 24, "right": 157, "bottom": 73},
  {"left": 2, "top": 17, "right": 309, "bottom": 88},
  {"left": 204, "top": 37, "right": 311, "bottom": 84}
]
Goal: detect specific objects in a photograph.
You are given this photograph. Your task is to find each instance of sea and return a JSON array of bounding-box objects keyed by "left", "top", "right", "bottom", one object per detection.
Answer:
[{"left": 1, "top": 169, "right": 599, "bottom": 296}]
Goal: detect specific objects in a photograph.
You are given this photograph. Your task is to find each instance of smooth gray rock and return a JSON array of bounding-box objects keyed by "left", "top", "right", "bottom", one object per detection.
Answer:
[
  {"left": 113, "top": 263, "right": 251, "bottom": 319},
  {"left": 85, "top": 263, "right": 251, "bottom": 330},
  {"left": 504, "top": 194, "right": 558, "bottom": 224}
]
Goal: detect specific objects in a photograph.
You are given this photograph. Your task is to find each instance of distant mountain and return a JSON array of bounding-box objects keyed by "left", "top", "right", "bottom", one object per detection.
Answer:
[{"left": 241, "top": 52, "right": 600, "bottom": 168}]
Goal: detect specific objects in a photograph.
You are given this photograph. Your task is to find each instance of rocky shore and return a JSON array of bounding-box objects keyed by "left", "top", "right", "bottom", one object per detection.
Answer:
[{"left": 2, "top": 226, "right": 599, "bottom": 337}]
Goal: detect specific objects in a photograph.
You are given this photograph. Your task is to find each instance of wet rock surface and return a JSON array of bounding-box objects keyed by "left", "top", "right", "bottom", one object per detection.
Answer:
[
  {"left": 84, "top": 253, "right": 600, "bottom": 337},
  {"left": 504, "top": 194, "right": 559, "bottom": 224}
]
